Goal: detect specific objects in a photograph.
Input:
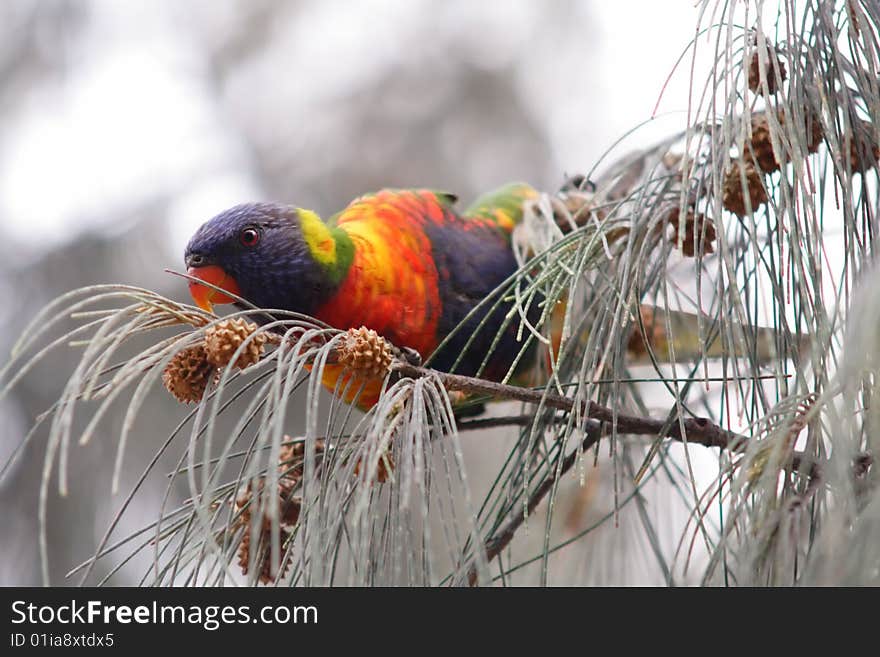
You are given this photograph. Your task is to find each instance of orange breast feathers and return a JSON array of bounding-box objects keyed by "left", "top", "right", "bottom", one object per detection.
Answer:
[{"left": 313, "top": 190, "right": 445, "bottom": 358}]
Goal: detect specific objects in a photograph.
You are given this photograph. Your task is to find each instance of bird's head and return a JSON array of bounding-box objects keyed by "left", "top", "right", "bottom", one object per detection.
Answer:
[{"left": 184, "top": 202, "right": 345, "bottom": 315}]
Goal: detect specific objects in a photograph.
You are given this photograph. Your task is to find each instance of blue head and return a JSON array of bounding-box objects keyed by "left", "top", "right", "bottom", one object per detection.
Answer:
[{"left": 184, "top": 202, "right": 335, "bottom": 314}]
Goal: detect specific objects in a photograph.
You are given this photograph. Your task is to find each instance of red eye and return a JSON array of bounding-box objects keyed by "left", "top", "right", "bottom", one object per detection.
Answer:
[{"left": 240, "top": 227, "right": 260, "bottom": 247}]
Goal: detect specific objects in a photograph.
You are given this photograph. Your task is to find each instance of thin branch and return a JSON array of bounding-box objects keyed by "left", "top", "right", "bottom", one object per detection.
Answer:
[
  {"left": 463, "top": 425, "right": 870, "bottom": 586},
  {"left": 456, "top": 415, "right": 535, "bottom": 431},
  {"left": 466, "top": 419, "right": 604, "bottom": 586},
  {"left": 392, "top": 362, "right": 744, "bottom": 450},
  {"left": 386, "top": 361, "right": 874, "bottom": 585}
]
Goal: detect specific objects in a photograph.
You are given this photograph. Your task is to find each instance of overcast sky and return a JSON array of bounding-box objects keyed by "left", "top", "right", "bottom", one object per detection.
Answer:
[{"left": 0, "top": 0, "right": 707, "bottom": 256}]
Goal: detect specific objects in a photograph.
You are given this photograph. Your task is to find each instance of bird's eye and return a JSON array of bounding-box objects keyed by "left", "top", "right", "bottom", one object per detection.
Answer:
[{"left": 239, "top": 227, "right": 261, "bottom": 247}]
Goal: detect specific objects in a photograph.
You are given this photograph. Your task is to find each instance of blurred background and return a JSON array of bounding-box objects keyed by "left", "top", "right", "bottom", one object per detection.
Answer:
[{"left": 0, "top": 0, "right": 707, "bottom": 585}]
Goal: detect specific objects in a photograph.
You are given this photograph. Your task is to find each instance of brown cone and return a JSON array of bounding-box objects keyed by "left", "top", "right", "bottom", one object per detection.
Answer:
[
  {"left": 162, "top": 345, "right": 214, "bottom": 404},
  {"left": 237, "top": 523, "right": 293, "bottom": 585},
  {"left": 846, "top": 119, "right": 880, "bottom": 173},
  {"left": 748, "top": 48, "right": 786, "bottom": 95},
  {"left": 777, "top": 107, "right": 824, "bottom": 155},
  {"left": 747, "top": 112, "right": 783, "bottom": 173},
  {"left": 803, "top": 108, "right": 825, "bottom": 154},
  {"left": 722, "top": 160, "right": 769, "bottom": 216},
  {"left": 667, "top": 208, "right": 716, "bottom": 257},
  {"left": 337, "top": 327, "right": 393, "bottom": 380},
  {"left": 204, "top": 318, "right": 266, "bottom": 369}
]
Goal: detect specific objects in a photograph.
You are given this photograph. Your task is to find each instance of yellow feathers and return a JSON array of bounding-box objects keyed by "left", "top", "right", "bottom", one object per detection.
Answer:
[{"left": 299, "top": 209, "right": 337, "bottom": 266}]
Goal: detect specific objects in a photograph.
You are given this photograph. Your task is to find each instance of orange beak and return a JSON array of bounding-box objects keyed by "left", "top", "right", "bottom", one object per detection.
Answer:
[{"left": 187, "top": 265, "right": 242, "bottom": 312}]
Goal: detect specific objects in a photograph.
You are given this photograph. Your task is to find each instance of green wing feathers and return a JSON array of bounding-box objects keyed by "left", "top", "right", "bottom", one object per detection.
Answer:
[
  {"left": 628, "top": 306, "right": 808, "bottom": 364},
  {"left": 464, "top": 182, "right": 539, "bottom": 234}
]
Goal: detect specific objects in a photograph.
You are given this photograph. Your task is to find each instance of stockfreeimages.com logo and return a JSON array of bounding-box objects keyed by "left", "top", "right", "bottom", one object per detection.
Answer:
[{"left": 11, "top": 599, "right": 317, "bottom": 632}]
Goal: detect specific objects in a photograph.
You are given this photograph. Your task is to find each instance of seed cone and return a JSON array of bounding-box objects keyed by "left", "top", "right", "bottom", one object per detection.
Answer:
[
  {"left": 277, "top": 440, "right": 314, "bottom": 525},
  {"left": 233, "top": 437, "right": 324, "bottom": 583},
  {"left": 802, "top": 108, "right": 825, "bottom": 154},
  {"left": 744, "top": 107, "right": 826, "bottom": 174},
  {"left": 162, "top": 345, "right": 214, "bottom": 403},
  {"left": 205, "top": 318, "right": 266, "bottom": 369},
  {"left": 237, "top": 521, "right": 293, "bottom": 585},
  {"left": 722, "top": 160, "right": 768, "bottom": 216},
  {"left": 846, "top": 119, "right": 880, "bottom": 173},
  {"left": 775, "top": 107, "right": 825, "bottom": 155},
  {"left": 667, "top": 208, "right": 716, "bottom": 257},
  {"left": 234, "top": 483, "right": 295, "bottom": 585},
  {"left": 748, "top": 48, "right": 786, "bottom": 95},
  {"left": 747, "top": 112, "right": 783, "bottom": 173},
  {"left": 337, "top": 327, "right": 393, "bottom": 379}
]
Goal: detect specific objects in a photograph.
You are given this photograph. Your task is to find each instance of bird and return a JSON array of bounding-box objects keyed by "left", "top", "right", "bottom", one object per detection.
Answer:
[{"left": 183, "top": 184, "right": 542, "bottom": 408}]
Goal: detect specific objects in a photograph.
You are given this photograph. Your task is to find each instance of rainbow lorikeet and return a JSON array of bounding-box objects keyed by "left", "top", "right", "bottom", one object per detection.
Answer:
[{"left": 184, "top": 184, "right": 541, "bottom": 407}]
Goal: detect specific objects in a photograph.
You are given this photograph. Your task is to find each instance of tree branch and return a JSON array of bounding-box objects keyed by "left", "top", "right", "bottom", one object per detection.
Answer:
[
  {"left": 388, "top": 360, "right": 872, "bottom": 586},
  {"left": 456, "top": 415, "right": 535, "bottom": 431},
  {"left": 392, "top": 361, "right": 745, "bottom": 450}
]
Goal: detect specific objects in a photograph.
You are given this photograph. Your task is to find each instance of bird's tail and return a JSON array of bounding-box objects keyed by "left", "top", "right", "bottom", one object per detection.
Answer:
[
  {"left": 547, "top": 303, "right": 808, "bottom": 368},
  {"left": 464, "top": 182, "right": 539, "bottom": 234},
  {"left": 625, "top": 305, "right": 809, "bottom": 364}
]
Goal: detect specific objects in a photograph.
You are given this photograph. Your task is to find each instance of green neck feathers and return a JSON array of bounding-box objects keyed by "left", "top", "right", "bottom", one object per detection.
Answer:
[{"left": 298, "top": 208, "right": 354, "bottom": 285}]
